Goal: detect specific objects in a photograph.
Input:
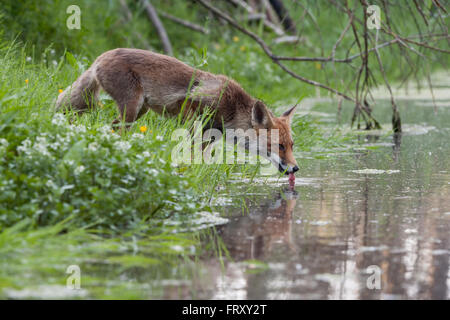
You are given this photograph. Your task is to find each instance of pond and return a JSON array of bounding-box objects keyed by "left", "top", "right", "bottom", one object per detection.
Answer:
[{"left": 186, "top": 85, "right": 450, "bottom": 299}]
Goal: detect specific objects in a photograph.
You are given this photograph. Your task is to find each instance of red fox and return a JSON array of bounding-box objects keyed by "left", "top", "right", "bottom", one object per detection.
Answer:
[{"left": 56, "top": 48, "right": 299, "bottom": 174}]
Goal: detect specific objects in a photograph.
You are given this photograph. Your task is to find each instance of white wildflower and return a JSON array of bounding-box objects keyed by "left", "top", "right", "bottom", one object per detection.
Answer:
[
  {"left": 72, "top": 124, "right": 86, "bottom": 134},
  {"left": 156, "top": 135, "right": 163, "bottom": 141},
  {"left": 0, "top": 138, "right": 8, "bottom": 155},
  {"left": 34, "top": 136, "right": 51, "bottom": 156},
  {"left": 17, "top": 138, "right": 32, "bottom": 155},
  {"left": 114, "top": 140, "right": 131, "bottom": 152},
  {"left": 98, "top": 125, "right": 116, "bottom": 140},
  {"left": 88, "top": 142, "right": 99, "bottom": 152},
  {"left": 64, "top": 160, "right": 75, "bottom": 167},
  {"left": 131, "top": 133, "right": 143, "bottom": 140},
  {"left": 74, "top": 165, "right": 86, "bottom": 175},
  {"left": 52, "top": 113, "right": 67, "bottom": 126},
  {"left": 46, "top": 180, "right": 57, "bottom": 189},
  {"left": 55, "top": 134, "right": 70, "bottom": 149},
  {"left": 121, "top": 174, "right": 136, "bottom": 184},
  {"left": 49, "top": 141, "right": 61, "bottom": 151},
  {"left": 99, "top": 125, "right": 112, "bottom": 135},
  {"left": 0, "top": 138, "right": 8, "bottom": 148},
  {"left": 170, "top": 245, "right": 184, "bottom": 252},
  {"left": 26, "top": 56, "right": 32, "bottom": 62}
]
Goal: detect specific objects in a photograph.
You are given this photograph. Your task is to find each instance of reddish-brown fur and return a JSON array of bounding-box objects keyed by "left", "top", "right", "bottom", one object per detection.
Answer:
[{"left": 56, "top": 48, "right": 298, "bottom": 172}]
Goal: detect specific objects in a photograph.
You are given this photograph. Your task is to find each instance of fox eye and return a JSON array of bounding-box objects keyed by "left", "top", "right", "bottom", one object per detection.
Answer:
[{"left": 279, "top": 144, "right": 285, "bottom": 151}]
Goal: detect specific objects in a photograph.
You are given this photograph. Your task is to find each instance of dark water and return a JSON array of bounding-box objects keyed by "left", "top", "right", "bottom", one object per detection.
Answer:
[{"left": 189, "top": 100, "right": 450, "bottom": 300}]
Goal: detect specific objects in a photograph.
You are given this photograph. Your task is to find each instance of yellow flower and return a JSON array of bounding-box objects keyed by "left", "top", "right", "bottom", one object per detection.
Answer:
[
  {"left": 25, "top": 79, "right": 29, "bottom": 84},
  {"left": 240, "top": 45, "right": 246, "bottom": 52},
  {"left": 58, "top": 89, "right": 63, "bottom": 93},
  {"left": 315, "top": 62, "right": 322, "bottom": 70},
  {"left": 111, "top": 129, "right": 115, "bottom": 133},
  {"left": 232, "top": 36, "right": 239, "bottom": 42},
  {"left": 178, "top": 166, "right": 188, "bottom": 173},
  {"left": 140, "top": 125, "right": 147, "bottom": 133}
]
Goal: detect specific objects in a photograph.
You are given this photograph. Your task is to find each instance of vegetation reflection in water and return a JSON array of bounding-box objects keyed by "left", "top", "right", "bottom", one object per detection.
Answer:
[{"left": 204, "top": 99, "right": 450, "bottom": 300}]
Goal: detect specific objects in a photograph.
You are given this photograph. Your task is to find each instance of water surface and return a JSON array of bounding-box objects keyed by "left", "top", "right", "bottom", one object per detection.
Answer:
[{"left": 195, "top": 98, "right": 450, "bottom": 300}]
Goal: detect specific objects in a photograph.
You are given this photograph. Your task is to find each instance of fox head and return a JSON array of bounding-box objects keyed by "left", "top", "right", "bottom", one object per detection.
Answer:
[{"left": 251, "top": 101, "right": 299, "bottom": 175}]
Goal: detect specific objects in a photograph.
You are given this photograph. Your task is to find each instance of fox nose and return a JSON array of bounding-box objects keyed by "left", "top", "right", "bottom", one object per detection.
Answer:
[{"left": 292, "top": 166, "right": 299, "bottom": 173}]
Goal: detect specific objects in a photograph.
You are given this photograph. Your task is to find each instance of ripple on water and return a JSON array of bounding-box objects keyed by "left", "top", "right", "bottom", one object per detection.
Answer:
[
  {"left": 341, "top": 123, "right": 438, "bottom": 136},
  {"left": 402, "top": 124, "right": 437, "bottom": 135},
  {"left": 228, "top": 176, "right": 321, "bottom": 188},
  {"left": 163, "top": 211, "right": 229, "bottom": 232},
  {"left": 350, "top": 169, "right": 400, "bottom": 174},
  {"left": 5, "top": 285, "right": 88, "bottom": 299}
]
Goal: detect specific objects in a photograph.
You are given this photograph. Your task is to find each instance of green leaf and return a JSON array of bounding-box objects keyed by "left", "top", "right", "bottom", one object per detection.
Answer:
[
  {"left": 65, "top": 51, "right": 78, "bottom": 70},
  {"left": 58, "top": 139, "right": 87, "bottom": 179},
  {"left": 63, "top": 139, "right": 87, "bottom": 164}
]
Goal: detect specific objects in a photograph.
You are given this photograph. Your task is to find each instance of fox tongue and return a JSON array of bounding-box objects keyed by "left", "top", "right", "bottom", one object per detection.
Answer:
[{"left": 288, "top": 173, "right": 295, "bottom": 186}]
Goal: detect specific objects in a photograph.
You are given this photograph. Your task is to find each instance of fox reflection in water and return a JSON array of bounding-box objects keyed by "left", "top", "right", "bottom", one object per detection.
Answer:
[{"left": 217, "top": 187, "right": 298, "bottom": 260}]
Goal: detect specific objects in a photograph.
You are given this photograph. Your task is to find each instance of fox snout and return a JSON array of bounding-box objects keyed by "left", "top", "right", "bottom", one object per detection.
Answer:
[
  {"left": 278, "top": 162, "right": 299, "bottom": 175},
  {"left": 267, "top": 148, "right": 298, "bottom": 175},
  {"left": 275, "top": 154, "right": 299, "bottom": 175}
]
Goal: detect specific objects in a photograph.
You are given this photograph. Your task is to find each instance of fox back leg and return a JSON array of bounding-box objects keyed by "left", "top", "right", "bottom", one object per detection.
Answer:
[{"left": 96, "top": 68, "right": 144, "bottom": 130}]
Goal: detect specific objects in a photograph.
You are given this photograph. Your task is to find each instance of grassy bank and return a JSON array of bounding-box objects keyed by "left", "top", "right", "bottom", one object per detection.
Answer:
[
  {"left": 0, "top": 40, "right": 215, "bottom": 297},
  {"left": 0, "top": 36, "right": 342, "bottom": 297}
]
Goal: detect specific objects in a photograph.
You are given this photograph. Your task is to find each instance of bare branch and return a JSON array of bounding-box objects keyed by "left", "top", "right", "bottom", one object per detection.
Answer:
[
  {"left": 401, "top": 36, "right": 450, "bottom": 54},
  {"left": 118, "top": 0, "right": 152, "bottom": 50},
  {"left": 330, "top": 13, "right": 353, "bottom": 62},
  {"left": 195, "top": 0, "right": 448, "bottom": 133},
  {"left": 119, "top": 0, "right": 133, "bottom": 21},
  {"left": 269, "top": 34, "right": 449, "bottom": 63},
  {"left": 196, "top": 0, "right": 356, "bottom": 103},
  {"left": 432, "top": 0, "right": 448, "bottom": 13},
  {"left": 292, "top": 0, "right": 325, "bottom": 55},
  {"left": 412, "top": 0, "right": 429, "bottom": 26},
  {"left": 373, "top": 29, "right": 401, "bottom": 132},
  {"left": 141, "top": 0, "right": 173, "bottom": 56},
  {"left": 158, "top": 11, "right": 209, "bottom": 34}
]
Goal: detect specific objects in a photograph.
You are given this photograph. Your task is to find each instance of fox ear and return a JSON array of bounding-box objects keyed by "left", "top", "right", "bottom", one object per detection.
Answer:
[
  {"left": 282, "top": 105, "right": 297, "bottom": 118},
  {"left": 282, "top": 105, "right": 297, "bottom": 122},
  {"left": 252, "top": 101, "right": 273, "bottom": 129}
]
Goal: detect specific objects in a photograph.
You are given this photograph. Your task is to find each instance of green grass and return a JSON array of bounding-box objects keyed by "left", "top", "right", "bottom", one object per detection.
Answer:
[{"left": 0, "top": 0, "right": 446, "bottom": 298}]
